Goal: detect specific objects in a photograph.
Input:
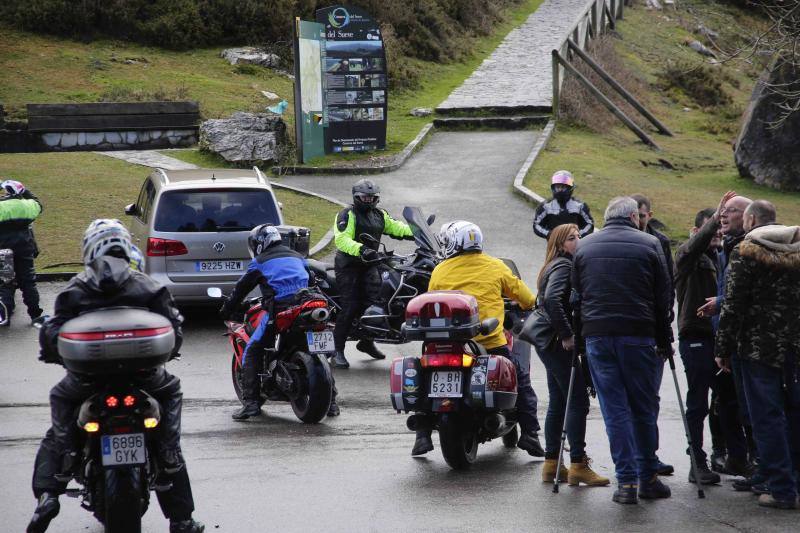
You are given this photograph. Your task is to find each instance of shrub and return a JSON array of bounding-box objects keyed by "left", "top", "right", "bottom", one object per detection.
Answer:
[{"left": 658, "top": 62, "right": 732, "bottom": 108}]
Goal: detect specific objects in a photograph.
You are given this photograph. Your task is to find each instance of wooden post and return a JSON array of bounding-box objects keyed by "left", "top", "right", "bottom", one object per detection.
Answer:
[
  {"left": 604, "top": 2, "right": 616, "bottom": 30},
  {"left": 610, "top": 0, "right": 617, "bottom": 21},
  {"left": 618, "top": 0, "right": 624, "bottom": 19},
  {"left": 552, "top": 49, "right": 561, "bottom": 118},
  {"left": 567, "top": 39, "right": 673, "bottom": 136},
  {"left": 591, "top": 1, "right": 599, "bottom": 39},
  {"left": 553, "top": 51, "right": 660, "bottom": 149}
]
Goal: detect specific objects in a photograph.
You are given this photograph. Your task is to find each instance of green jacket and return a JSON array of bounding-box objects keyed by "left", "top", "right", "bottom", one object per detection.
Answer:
[
  {"left": 0, "top": 191, "right": 42, "bottom": 239},
  {"left": 715, "top": 225, "right": 800, "bottom": 368},
  {"left": 333, "top": 206, "right": 413, "bottom": 257}
]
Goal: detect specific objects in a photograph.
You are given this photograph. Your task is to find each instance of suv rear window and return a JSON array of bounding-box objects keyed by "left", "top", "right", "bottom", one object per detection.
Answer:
[{"left": 154, "top": 189, "right": 280, "bottom": 232}]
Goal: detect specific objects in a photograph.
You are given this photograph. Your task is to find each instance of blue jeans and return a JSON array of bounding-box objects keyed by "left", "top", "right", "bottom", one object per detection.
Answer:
[
  {"left": 738, "top": 355, "right": 800, "bottom": 502},
  {"left": 679, "top": 338, "right": 747, "bottom": 463},
  {"left": 586, "top": 335, "right": 661, "bottom": 484},
  {"left": 537, "top": 344, "right": 589, "bottom": 460}
]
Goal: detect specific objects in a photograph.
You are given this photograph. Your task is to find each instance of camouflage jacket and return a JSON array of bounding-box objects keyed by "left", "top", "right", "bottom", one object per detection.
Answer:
[{"left": 715, "top": 225, "right": 800, "bottom": 368}]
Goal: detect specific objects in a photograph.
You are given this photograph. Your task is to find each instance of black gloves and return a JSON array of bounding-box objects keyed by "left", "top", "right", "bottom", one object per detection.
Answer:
[{"left": 360, "top": 246, "right": 379, "bottom": 262}]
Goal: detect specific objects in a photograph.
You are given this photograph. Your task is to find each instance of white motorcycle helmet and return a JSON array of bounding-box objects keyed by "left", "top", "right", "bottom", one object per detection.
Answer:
[
  {"left": 82, "top": 219, "right": 133, "bottom": 265},
  {"left": 439, "top": 220, "right": 483, "bottom": 259}
]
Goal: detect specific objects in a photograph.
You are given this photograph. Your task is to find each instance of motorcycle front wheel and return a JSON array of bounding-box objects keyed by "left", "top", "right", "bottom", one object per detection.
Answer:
[
  {"left": 438, "top": 414, "right": 479, "bottom": 470},
  {"left": 102, "top": 467, "right": 143, "bottom": 533},
  {"left": 289, "top": 351, "right": 332, "bottom": 424}
]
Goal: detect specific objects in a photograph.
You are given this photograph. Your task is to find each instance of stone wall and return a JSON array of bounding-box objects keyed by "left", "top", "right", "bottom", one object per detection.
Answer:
[{"left": 39, "top": 128, "right": 198, "bottom": 151}]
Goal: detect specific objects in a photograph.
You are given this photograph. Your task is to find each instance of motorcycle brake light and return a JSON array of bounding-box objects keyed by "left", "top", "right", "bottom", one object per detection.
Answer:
[
  {"left": 420, "top": 354, "right": 473, "bottom": 368},
  {"left": 123, "top": 395, "right": 136, "bottom": 407},
  {"left": 105, "top": 395, "right": 119, "bottom": 408}
]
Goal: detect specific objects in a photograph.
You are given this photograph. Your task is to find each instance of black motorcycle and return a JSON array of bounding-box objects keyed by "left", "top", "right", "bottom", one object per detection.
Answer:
[
  {"left": 307, "top": 206, "right": 441, "bottom": 344},
  {"left": 56, "top": 308, "right": 177, "bottom": 533}
]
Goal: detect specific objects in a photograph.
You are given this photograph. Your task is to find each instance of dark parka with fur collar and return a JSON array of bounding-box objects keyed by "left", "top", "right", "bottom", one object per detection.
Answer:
[{"left": 715, "top": 225, "right": 800, "bottom": 368}]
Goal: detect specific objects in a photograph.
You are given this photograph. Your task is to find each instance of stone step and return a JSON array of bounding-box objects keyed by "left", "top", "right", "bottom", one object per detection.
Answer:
[{"left": 433, "top": 115, "right": 550, "bottom": 130}]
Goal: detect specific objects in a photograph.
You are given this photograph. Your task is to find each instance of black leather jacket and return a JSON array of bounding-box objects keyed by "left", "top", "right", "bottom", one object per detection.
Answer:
[
  {"left": 572, "top": 218, "right": 673, "bottom": 349},
  {"left": 40, "top": 256, "right": 183, "bottom": 364},
  {"left": 537, "top": 255, "right": 574, "bottom": 342}
]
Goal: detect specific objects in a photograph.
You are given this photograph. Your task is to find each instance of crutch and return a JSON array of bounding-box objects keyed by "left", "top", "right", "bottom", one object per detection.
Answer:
[
  {"left": 666, "top": 350, "right": 705, "bottom": 499},
  {"left": 553, "top": 344, "right": 579, "bottom": 494}
]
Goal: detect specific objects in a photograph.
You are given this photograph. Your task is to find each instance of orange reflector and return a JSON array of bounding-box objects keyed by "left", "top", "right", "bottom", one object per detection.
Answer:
[
  {"left": 144, "top": 417, "right": 159, "bottom": 429},
  {"left": 84, "top": 422, "right": 100, "bottom": 433},
  {"left": 462, "top": 354, "right": 474, "bottom": 367}
]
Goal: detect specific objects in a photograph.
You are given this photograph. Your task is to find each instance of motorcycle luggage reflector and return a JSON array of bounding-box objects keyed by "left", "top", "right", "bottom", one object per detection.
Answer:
[
  {"left": 390, "top": 356, "right": 427, "bottom": 412},
  {"left": 404, "top": 291, "right": 481, "bottom": 341},
  {"left": 58, "top": 309, "right": 175, "bottom": 375}
]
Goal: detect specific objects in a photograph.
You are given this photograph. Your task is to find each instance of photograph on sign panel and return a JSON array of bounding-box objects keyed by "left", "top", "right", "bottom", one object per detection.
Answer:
[
  {"left": 345, "top": 75, "right": 362, "bottom": 88},
  {"left": 326, "top": 40, "right": 382, "bottom": 57},
  {"left": 364, "top": 74, "right": 386, "bottom": 88},
  {"left": 373, "top": 90, "right": 385, "bottom": 103},
  {"left": 365, "top": 58, "right": 384, "bottom": 72},
  {"left": 348, "top": 58, "right": 365, "bottom": 72},
  {"left": 326, "top": 58, "right": 348, "bottom": 72},
  {"left": 299, "top": 38, "right": 323, "bottom": 113},
  {"left": 345, "top": 91, "right": 358, "bottom": 104},
  {"left": 328, "top": 107, "right": 354, "bottom": 122}
]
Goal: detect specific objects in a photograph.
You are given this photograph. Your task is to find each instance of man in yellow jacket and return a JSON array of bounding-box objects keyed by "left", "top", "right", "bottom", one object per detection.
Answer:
[{"left": 410, "top": 220, "right": 544, "bottom": 457}]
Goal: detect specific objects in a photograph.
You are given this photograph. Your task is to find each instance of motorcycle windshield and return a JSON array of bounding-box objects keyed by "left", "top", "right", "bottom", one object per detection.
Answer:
[{"left": 403, "top": 206, "right": 440, "bottom": 255}]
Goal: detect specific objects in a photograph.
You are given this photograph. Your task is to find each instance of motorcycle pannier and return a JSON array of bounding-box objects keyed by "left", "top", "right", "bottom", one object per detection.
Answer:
[
  {"left": 404, "top": 291, "right": 481, "bottom": 341},
  {"left": 58, "top": 308, "right": 175, "bottom": 375},
  {"left": 277, "top": 225, "right": 311, "bottom": 258},
  {"left": 390, "top": 356, "right": 428, "bottom": 413},
  {"left": 468, "top": 355, "right": 518, "bottom": 411}
]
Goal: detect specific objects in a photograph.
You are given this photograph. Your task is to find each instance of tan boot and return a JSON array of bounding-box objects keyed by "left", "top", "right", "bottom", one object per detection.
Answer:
[
  {"left": 542, "top": 458, "right": 568, "bottom": 483},
  {"left": 568, "top": 456, "right": 610, "bottom": 486}
]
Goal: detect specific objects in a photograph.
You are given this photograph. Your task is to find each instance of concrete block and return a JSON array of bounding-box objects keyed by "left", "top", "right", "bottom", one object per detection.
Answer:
[
  {"left": 86, "top": 132, "right": 104, "bottom": 145},
  {"left": 125, "top": 131, "right": 138, "bottom": 144},
  {"left": 42, "top": 133, "right": 61, "bottom": 147},
  {"left": 60, "top": 132, "right": 78, "bottom": 148},
  {"left": 77, "top": 132, "right": 86, "bottom": 145},
  {"left": 105, "top": 132, "right": 122, "bottom": 144}
]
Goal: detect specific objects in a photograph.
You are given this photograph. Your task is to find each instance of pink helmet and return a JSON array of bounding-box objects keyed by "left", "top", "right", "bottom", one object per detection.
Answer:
[{"left": 551, "top": 170, "right": 574, "bottom": 187}]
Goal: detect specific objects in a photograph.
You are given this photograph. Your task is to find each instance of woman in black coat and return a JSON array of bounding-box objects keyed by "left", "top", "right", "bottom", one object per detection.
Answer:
[{"left": 535, "top": 223, "right": 608, "bottom": 486}]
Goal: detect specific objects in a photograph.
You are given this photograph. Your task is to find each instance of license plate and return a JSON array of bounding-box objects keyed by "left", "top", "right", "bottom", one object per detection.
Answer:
[
  {"left": 307, "top": 330, "right": 335, "bottom": 353},
  {"left": 195, "top": 260, "right": 243, "bottom": 272},
  {"left": 429, "top": 371, "right": 463, "bottom": 398},
  {"left": 101, "top": 433, "right": 146, "bottom": 466}
]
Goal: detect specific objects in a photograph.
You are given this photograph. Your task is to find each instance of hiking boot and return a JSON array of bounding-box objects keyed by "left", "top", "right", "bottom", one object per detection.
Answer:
[
  {"left": 732, "top": 475, "right": 764, "bottom": 492},
  {"left": 541, "top": 458, "right": 568, "bottom": 483},
  {"left": 231, "top": 401, "right": 261, "bottom": 420},
  {"left": 710, "top": 452, "right": 728, "bottom": 474},
  {"left": 568, "top": 455, "right": 610, "bottom": 486},
  {"left": 26, "top": 492, "right": 60, "bottom": 533},
  {"left": 356, "top": 339, "right": 386, "bottom": 360},
  {"left": 725, "top": 456, "right": 755, "bottom": 477},
  {"left": 639, "top": 475, "right": 671, "bottom": 499},
  {"left": 411, "top": 431, "right": 434, "bottom": 456},
  {"left": 330, "top": 351, "right": 350, "bottom": 369},
  {"left": 517, "top": 432, "right": 545, "bottom": 457},
  {"left": 751, "top": 482, "right": 770, "bottom": 495},
  {"left": 688, "top": 460, "right": 721, "bottom": 485},
  {"left": 327, "top": 400, "right": 340, "bottom": 417},
  {"left": 757, "top": 494, "right": 798, "bottom": 510},
  {"left": 612, "top": 484, "right": 638, "bottom": 504},
  {"left": 169, "top": 518, "right": 205, "bottom": 533},
  {"left": 31, "top": 314, "right": 49, "bottom": 329},
  {"left": 656, "top": 460, "right": 674, "bottom": 476}
]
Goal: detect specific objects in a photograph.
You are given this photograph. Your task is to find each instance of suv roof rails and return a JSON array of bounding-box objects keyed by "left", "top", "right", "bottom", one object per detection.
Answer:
[
  {"left": 253, "top": 166, "right": 269, "bottom": 186},
  {"left": 155, "top": 168, "right": 170, "bottom": 185}
]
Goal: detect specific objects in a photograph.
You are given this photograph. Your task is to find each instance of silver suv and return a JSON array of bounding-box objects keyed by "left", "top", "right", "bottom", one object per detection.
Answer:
[{"left": 124, "top": 167, "right": 282, "bottom": 304}]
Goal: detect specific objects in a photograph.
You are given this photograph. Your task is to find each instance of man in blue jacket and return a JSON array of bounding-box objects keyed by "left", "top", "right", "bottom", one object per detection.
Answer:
[{"left": 572, "top": 196, "right": 674, "bottom": 505}]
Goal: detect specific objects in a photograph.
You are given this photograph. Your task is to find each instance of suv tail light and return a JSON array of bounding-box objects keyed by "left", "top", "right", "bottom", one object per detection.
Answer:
[{"left": 147, "top": 237, "right": 188, "bottom": 257}]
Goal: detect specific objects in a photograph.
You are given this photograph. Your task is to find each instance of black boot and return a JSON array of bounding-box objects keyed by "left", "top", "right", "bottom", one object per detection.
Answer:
[
  {"left": 612, "top": 483, "right": 638, "bottom": 505},
  {"left": 639, "top": 475, "right": 671, "bottom": 499},
  {"left": 517, "top": 431, "right": 545, "bottom": 457},
  {"left": 331, "top": 350, "right": 350, "bottom": 369},
  {"left": 170, "top": 518, "right": 205, "bottom": 533},
  {"left": 327, "top": 400, "right": 341, "bottom": 417},
  {"left": 232, "top": 400, "right": 261, "bottom": 420},
  {"left": 412, "top": 430, "right": 434, "bottom": 456},
  {"left": 26, "top": 492, "right": 60, "bottom": 533},
  {"left": 688, "top": 460, "right": 721, "bottom": 485},
  {"left": 709, "top": 451, "right": 728, "bottom": 474},
  {"left": 356, "top": 339, "right": 386, "bottom": 360},
  {"left": 656, "top": 459, "right": 674, "bottom": 476}
]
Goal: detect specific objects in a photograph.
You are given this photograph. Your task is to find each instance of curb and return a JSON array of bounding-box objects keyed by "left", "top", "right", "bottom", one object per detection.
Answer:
[
  {"left": 512, "top": 118, "right": 556, "bottom": 205},
  {"left": 37, "top": 272, "right": 77, "bottom": 282},
  {"left": 269, "top": 181, "right": 348, "bottom": 256},
  {"left": 272, "top": 123, "right": 434, "bottom": 176},
  {"left": 434, "top": 115, "right": 550, "bottom": 130},
  {"left": 435, "top": 105, "right": 552, "bottom": 116}
]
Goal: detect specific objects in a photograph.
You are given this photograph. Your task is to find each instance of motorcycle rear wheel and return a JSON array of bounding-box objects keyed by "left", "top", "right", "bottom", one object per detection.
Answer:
[
  {"left": 438, "top": 414, "right": 478, "bottom": 470},
  {"left": 102, "top": 467, "right": 144, "bottom": 533},
  {"left": 289, "top": 351, "right": 332, "bottom": 424}
]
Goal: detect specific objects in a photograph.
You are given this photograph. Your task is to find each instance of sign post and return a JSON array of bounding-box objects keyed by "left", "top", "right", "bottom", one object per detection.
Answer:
[{"left": 293, "top": 18, "right": 327, "bottom": 163}]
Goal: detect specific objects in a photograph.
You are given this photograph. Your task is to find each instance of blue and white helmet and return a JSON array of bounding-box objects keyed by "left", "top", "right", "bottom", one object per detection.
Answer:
[
  {"left": 82, "top": 219, "right": 132, "bottom": 265},
  {"left": 248, "top": 224, "right": 282, "bottom": 257},
  {"left": 439, "top": 220, "right": 483, "bottom": 259}
]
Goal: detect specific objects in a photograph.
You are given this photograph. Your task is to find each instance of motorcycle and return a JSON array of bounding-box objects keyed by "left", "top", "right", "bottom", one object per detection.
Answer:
[
  {"left": 390, "top": 291, "right": 521, "bottom": 470},
  {"left": 208, "top": 287, "right": 335, "bottom": 423},
  {"left": 56, "top": 307, "right": 177, "bottom": 533},
  {"left": 306, "top": 206, "right": 441, "bottom": 344}
]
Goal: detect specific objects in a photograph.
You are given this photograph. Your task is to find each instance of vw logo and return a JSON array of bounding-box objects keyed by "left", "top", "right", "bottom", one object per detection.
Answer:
[{"left": 213, "top": 242, "right": 225, "bottom": 254}]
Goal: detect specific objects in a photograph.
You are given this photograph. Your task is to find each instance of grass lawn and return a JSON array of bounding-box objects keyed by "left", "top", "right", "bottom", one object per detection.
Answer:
[
  {"left": 0, "top": 0, "right": 544, "bottom": 168},
  {"left": 524, "top": 1, "right": 800, "bottom": 242},
  {"left": 0, "top": 152, "right": 339, "bottom": 271}
]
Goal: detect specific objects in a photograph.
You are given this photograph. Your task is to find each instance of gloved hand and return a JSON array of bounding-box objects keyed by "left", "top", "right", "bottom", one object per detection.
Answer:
[
  {"left": 1, "top": 179, "right": 25, "bottom": 196},
  {"left": 359, "top": 246, "right": 379, "bottom": 262}
]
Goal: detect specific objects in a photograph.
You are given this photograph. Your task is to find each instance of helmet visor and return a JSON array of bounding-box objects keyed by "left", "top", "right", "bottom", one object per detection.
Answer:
[{"left": 354, "top": 193, "right": 379, "bottom": 205}]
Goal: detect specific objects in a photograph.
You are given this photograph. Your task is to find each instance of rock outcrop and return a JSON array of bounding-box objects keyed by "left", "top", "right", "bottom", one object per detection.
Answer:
[
  {"left": 200, "top": 112, "right": 285, "bottom": 164},
  {"left": 221, "top": 48, "right": 280, "bottom": 68},
  {"left": 735, "top": 61, "right": 800, "bottom": 191}
]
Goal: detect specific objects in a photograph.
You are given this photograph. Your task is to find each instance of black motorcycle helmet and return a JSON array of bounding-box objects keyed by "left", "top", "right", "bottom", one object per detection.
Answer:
[
  {"left": 352, "top": 179, "right": 380, "bottom": 210},
  {"left": 247, "top": 223, "right": 282, "bottom": 258}
]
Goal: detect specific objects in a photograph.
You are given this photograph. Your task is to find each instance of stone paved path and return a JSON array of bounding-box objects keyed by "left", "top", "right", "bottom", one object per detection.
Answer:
[
  {"left": 437, "top": 0, "right": 590, "bottom": 113},
  {"left": 96, "top": 149, "right": 199, "bottom": 170}
]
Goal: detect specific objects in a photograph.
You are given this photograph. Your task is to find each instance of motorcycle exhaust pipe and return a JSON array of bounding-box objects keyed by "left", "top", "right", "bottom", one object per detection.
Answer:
[
  {"left": 310, "top": 308, "right": 330, "bottom": 322},
  {"left": 483, "top": 413, "right": 506, "bottom": 433}
]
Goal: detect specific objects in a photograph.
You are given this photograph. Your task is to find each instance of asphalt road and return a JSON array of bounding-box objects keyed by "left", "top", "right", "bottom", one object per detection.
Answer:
[{"left": 1, "top": 132, "right": 794, "bottom": 532}]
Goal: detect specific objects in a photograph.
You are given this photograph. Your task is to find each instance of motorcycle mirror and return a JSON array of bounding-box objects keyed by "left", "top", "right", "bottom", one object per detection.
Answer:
[
  {"left": 480, "top": 318, "right": 499, "bottom": 335},
  {"left": 207, "top": 287, "right": 223, "bottom": 298},
  {"left": 426, "top": 214, "right": 436, "bottom": 226}
]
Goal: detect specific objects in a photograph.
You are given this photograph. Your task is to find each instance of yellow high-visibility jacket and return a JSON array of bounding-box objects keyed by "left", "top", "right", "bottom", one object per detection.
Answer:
[{"left": 428, "top": 252, "right": 535, "bottom": 349}]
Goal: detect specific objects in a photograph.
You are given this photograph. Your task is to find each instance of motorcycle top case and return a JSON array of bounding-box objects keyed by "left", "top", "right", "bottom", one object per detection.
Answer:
[
  {"left": 404, "top": 291, "right": 481, "bottom": 342},
  {"left": 277, "top": 225, "right": 311, "bottom": 258},
  {"left": 58, "top": 308, "right": 175, "bottom": 375},
  {"left": 467, "top": 355, "right": 518, "bottom": 411},
  {"left": 390, "top": 356, "right": 429, "bottom": 413}
]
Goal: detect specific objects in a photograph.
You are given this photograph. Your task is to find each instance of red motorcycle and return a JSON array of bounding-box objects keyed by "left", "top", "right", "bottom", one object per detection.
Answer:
[
  {"left": 209, "top": 287, "right": 335, "bottom": 423},
  {"left": 390, "top": 291, "right": 519, "bottom": 469}
]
